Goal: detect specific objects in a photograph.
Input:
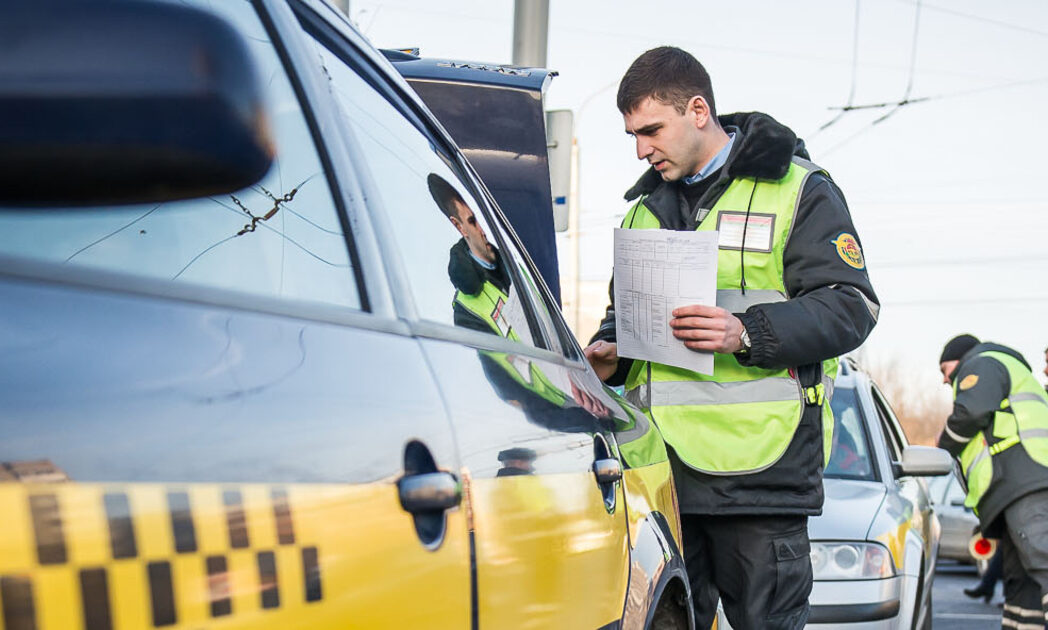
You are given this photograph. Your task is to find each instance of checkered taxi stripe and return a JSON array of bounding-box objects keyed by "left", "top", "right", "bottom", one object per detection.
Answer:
[{"left": 0, "top": 484, "right": 322, "bottom": 630}]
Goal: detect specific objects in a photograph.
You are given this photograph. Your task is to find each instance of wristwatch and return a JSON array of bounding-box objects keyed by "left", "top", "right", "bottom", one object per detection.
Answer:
[{"left": 739, "top": 327, "right": 752, "bottom": 352}]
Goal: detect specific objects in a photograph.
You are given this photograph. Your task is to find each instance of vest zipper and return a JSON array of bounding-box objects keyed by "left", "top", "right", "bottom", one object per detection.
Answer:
[{"left": 740, "top": 178, "right": 758, "bottom": 295}]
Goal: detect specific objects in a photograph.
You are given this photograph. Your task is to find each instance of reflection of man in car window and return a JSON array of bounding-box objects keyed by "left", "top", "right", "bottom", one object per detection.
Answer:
[
  {"left": 826, "top": 394, "right": 873, "bottom": 479},
  {"left": 427, "top": 173, "right": 513, "bottom": 337},
  {"left": 827, "top": 414, "right": 868, "bottom": 477},
  {"left": 426, "top": 174, "right": 601, "bottom": 476}
]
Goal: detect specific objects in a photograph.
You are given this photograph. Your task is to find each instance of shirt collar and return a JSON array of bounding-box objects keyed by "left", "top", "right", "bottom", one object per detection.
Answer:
[
  {"left": 683, "top": 132, "right": 736, "bottom": 185},
  {"left": 469, "top": 249, "right": 496, "bottom": 270}
]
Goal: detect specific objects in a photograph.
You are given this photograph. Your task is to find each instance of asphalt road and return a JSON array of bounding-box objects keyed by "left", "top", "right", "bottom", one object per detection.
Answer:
[{"left": 933, "top": 561, "right": 1002, "bottom": 629}]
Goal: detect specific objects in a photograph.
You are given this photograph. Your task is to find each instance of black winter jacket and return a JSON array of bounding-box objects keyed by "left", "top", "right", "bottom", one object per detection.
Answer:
[
  {"left": 938, "top": 342, "right": 1048, "bottom": 536},
  {"left": 591, "top": 112, "right": 879, "bottom": 515}
]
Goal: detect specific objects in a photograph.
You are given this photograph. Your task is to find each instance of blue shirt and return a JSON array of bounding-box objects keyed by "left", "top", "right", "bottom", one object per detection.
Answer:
[
  {"left": 470, "top": 250, "right": 496, "bottom": 270},
  {"left": 683, "top": 132, "right": 736, "bottom": 185}
]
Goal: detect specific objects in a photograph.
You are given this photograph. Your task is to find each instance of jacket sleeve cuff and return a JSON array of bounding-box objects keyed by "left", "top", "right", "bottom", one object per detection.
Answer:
[
  {"left": 734, "top": 308, "right": 780, "bottom": 368},
  {"left": 606, "top": 358, "right": 633, "bottom": 387}
]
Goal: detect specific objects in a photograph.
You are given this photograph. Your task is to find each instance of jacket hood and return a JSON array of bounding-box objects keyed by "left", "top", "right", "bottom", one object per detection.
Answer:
[
  {"left": 960, "top": 342, "right": 1032, "bottom": 373},
  {"left": 448, "top": 238, "right": 508, "bottom": 296},
  {"left": 624, "top": 111, "right": 808, "bottom": 201}
]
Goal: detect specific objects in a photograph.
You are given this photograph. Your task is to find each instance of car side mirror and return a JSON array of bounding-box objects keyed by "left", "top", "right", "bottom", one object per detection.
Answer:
[
  {"left": 895, "top": 446, "right": 954, "bottom": 477},
  {"left": 0, "top": 1, "right": 273, "bottom": 206}
]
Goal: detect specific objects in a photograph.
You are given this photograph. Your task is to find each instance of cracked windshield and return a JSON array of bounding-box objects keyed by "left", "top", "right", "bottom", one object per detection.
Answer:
[{"left": 0, "top": 0, "right": 359, "bottom": 310}]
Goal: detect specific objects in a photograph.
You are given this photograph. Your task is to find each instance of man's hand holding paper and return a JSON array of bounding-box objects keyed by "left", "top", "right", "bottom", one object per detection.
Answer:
[{"left": 670, "top": 304, "right": 745, "bottom": 354}]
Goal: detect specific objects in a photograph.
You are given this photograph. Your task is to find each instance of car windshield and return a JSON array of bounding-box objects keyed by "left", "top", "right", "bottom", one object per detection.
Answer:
[{"left": 826, "top": 386, "right": 877, "bottom": 481}]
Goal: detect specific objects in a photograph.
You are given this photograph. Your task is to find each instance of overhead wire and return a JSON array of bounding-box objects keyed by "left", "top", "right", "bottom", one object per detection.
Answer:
[
  {"left": 809, "top": 0, "right": 863, "bottom": 140},
  {"left": 822, "top": 0, "right": 923, "bottom": 157},
  {"left": 885, "top": 296, "right": 1048, "bottom": 307},
  {"left": 874, "top": 254, "right": 1048, "bottom": 269},
  {"left": 890, "top": 0, "right": 1048, "bottom": 40},
  {"left": 872, "top": 0, "right": 923, "bottom": 125}
]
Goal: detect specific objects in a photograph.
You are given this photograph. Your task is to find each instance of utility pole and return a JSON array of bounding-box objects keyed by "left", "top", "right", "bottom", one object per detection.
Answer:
[
  {"left": 512, "top": 0, "right": 548, "bottom": 67},
  {"left": 568, "top": 137, "right": 581, "bottom": 332}
]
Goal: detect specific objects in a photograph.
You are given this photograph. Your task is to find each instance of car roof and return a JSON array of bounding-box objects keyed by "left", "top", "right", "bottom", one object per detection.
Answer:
[
  {"left": 381, "top": 50, "right": 556, "bottom": 91},
  {"left": 835, "top": 356, "right": 862, "bottom": 389}
]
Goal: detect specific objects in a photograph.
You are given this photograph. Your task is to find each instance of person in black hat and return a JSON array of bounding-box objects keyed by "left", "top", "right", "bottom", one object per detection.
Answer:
[{"left": 937, "top": 334, "right": 1048, "bottom": 628}]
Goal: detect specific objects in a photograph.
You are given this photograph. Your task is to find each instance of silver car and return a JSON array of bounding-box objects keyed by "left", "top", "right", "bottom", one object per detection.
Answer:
[
  {"left": 806, "top": 360, "right": 953, "bottom": 629},
  {"left": 714, "top": 361, "right": 953, "bottom": 630},
  {"left": 928, "top": 472, "right": 993, "bottom": 574}
]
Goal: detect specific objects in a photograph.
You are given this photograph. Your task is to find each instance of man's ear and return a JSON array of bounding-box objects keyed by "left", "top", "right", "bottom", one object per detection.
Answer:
[
  {"left": 449, "top": 216, "right": 466, "bottom": 236},
  {"left": 689, "top": 95, "right": 711, "bottom": 129}
]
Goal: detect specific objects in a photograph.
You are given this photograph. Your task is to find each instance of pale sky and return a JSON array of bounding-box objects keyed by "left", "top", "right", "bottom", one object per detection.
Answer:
[{"left": 355, "top": 0, "right": 1048, "bottom": 392}]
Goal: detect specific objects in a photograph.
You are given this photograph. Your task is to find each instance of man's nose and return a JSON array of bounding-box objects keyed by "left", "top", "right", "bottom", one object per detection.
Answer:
[{"left": 636, "top": 137, "right": 653, "bottom": 161}]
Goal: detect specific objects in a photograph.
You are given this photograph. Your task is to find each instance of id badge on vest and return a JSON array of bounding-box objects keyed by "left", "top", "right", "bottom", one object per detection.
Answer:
[{"left": 716, "top": 212, "right": 775, "bottom": 252}]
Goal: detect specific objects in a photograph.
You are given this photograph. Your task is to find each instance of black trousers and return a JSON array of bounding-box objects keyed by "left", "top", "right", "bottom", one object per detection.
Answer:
[
  {"left": 1000, "top": 490, "right": 1048, "bottom": 629},
  {"left": 681, "top": 513, "right": 811, "bottom": 630}
]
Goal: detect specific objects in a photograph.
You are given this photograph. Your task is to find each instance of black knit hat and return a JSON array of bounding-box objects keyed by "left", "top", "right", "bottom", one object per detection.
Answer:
[{"left": 940, "top": 334, "right": 980, "bottom": 363}]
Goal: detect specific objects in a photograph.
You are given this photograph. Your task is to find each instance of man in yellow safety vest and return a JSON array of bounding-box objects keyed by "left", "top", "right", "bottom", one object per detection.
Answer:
[
  {"left": 585, "top": 46, "right": 879, "bottom": 629},
  {"left": 938, "top": 334, "right": 1048, "bottom": 628}
]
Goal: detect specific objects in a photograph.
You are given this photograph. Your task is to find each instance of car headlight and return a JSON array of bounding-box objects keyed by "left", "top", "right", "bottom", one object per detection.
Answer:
[{"left": 810, "top": 542, "right": 896, "bottom": 580}]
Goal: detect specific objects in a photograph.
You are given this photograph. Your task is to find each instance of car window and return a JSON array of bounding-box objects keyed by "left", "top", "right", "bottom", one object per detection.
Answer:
[
  {"left": 826, "top": 386, "right": 878, "bottom": 481},
  {"left": 480, "top": 200, "right": 583, "bottom": 359},
  {"left": 871, "top": 385, "right": 908, "bottom": 459},
  {"left": 301, "top": 33, "right": 547, "bottom": 348},
  {"left": 0, "top": 0, "right": 360, "bottom": 311}
]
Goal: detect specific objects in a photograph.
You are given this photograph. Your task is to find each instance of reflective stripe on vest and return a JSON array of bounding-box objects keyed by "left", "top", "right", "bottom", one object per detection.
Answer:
[
  {"left": 965, "top": 429, "right": 1048, "bottom": 477},
  {"left": 717, "top": 289, "right": 787, "bottom": 313},
  {"left": 957, "top": 351, "right": 1048, "bottom": 511},
  {"left": 646, "top": 378, "right": 800, "bottom": 407},
  {"left": 622, "top": 158, "right": 840, "bottom": 475},
  {"left": 1010, "top": 392, "right": 1048, "bottom": 407}
]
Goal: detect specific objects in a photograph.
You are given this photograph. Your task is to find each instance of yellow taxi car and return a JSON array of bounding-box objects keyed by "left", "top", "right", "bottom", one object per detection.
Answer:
[{"left": 0, "top": 1, "right": 692, "bottom": 628}]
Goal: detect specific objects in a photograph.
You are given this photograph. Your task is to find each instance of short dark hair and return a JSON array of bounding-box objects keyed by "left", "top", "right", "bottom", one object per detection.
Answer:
[
  {"left": 427, "top": 173, "right": 466, "bottom": 220},
  {"left": 617, "top": 46, "right": 717, "bottom": 117}
]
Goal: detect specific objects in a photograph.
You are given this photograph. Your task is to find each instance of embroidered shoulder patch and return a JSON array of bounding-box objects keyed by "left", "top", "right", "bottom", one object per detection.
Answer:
[
  {"left": 960, "top": 374, "right": 979, "bottom": 390},
  {"left": 831, "top": 233, "right": 865, "bottom": 269}
]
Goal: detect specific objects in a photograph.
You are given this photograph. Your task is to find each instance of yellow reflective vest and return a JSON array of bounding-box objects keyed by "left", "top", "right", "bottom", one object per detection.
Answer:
[
  {"left": 957, "top": 351, "right": 1048, "bottom": 511},
  {"left": 622, "top": 157, "right": 838, "bottom": 475}
]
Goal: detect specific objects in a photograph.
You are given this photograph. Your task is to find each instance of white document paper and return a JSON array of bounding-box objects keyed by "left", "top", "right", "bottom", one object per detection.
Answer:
[{"left": 613, "top": 228, "right": 718, "bottom": 375}]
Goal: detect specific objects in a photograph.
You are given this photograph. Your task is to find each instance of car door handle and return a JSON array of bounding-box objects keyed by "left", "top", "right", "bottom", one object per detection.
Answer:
[
  {"left": 593, "top": 458, "right": 622, "bottom": 485},
  {"left": 397, "top": 471, "right": 462, "bottom": 513}
]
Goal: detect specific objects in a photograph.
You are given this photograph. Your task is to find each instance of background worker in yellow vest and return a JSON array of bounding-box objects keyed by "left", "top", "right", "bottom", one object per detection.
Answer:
[
  {"left": 584, "top": 47, "right": 879, "bottom": 630},
  {"left": 937, "top": 334, "right": 1048, "bottom": 629}
]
